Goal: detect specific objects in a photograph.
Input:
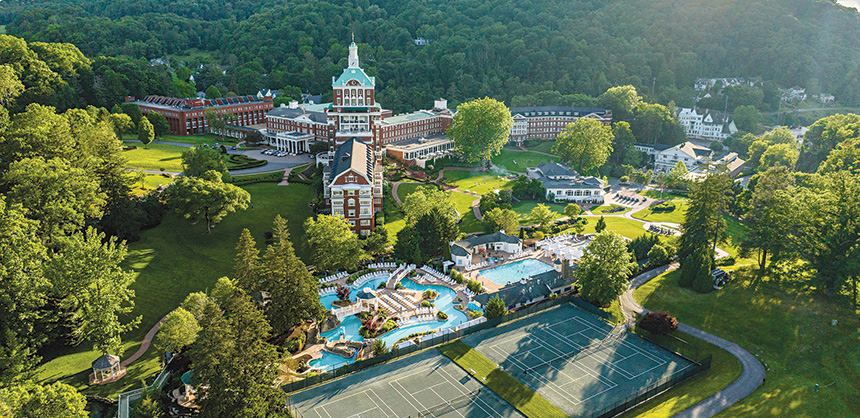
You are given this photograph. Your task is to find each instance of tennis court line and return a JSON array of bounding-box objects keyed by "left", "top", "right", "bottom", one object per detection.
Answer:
[
  {"left": 314, "top": 390, "right": 388, "bottom": 418},
  {"left": 367, "top": 388, "right": 398, "bottom": 418},
  {"left": 436, "top": 366, "right": 503, "bottom": 418},
  {"left": 490, "top": 344, "right": 587, "bottom": 405}
]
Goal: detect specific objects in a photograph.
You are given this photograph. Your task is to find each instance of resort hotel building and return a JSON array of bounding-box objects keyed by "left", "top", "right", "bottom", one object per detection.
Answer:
[
  {"left": 527, "top": 162, "right": 606, "bottom": 204},
  {"left": 508, "top": 106, "right": 613, "bottom": 145}
]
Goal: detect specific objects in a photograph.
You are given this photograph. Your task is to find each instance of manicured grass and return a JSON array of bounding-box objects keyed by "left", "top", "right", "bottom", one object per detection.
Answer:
[
  {"left": 523, "top": 140, "right": 556, "bottom": 154},
  {"left": 491, "top": 149, "right": 555, "bottom": 173},
  {"left": 591, "top": 204, "right": 629, "bottom": 215},
  {"left": 634, "top": 269, "right": 860, "bottom": 417},
  {"left": 384, "top": 210, "right": 407, "bottom": 246},
  {"left": 621, "top": 329, "right": 743, "bottom": 418},
  {"left": 638, "top": 189, "right": 688, "bottom": 200},
  {"left": 459, "top": 211, "right": 485, "bottom": 234},
  {"left": 448, "top": 190, "right": 478, "bottom": 218},
  {"left": 123, "top": 143, "right": 186, "bottom": 172},
  {"left": 580, "top": 216, "right": 650, "bottom": 240},
  {"left": 123, "top": 133, "right": 238, "bottom": 147},
  {"left": 631, "top": 200, "right": 689, "bottom": 224},
  {"left": 395, "top": 181, "right": 429, "bottom": 203},
  {"left": 37, "top": 183, "right": 316, "bottom": 398},
  {"left": 225, "top": 153, "right": 267, "bottom": 170},
  {"left": 438, "top": 340, "right": 568, "bottom": 418},
  {"left": 130, "top": 173, "right": 174, "bottom": 196},
  {"left": 442, "top": 172, "right": 515, "bottom": 195}
]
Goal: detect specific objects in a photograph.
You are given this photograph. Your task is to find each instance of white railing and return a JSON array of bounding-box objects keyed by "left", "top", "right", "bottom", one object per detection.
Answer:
[
  {"left": 333, "top": 304, "right": 362, "bottom": 319},
  {"left": 319, "top": 287, "right": 338, "bottom": 296},
  {"left": 353, "top": 272, "right": 389, "bottom": 288},
  {"left": 368, "top": 262, "right": 397, "bottom": 269},
  {"left": 117, "top": 359, "right": 173, "bottom": 418}
]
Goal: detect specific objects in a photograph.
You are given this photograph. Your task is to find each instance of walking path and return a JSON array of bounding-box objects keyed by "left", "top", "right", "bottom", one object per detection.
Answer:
[
  {"left": 120, "top": 310, "right": 175, "bottom": 367},
  {"left": 618, "top": 263, "right": 765, "bottom": 418}
]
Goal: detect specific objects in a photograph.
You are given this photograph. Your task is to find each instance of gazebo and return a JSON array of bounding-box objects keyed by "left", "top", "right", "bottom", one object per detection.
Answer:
[
  {"left": 90, "top": 354, "right": 125, "bottom": 384},
  {"left": 355, "top": 288, "right": 379, "bottom": 311}
]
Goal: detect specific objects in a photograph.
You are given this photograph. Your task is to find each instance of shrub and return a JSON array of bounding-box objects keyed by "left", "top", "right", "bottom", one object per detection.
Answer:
[
  {"left": 716, "top": 256, "right": 736, "bottom": 266},
  {"left": 395, "top": 282, "right": 403, "bottom": 289},
  {"left": 533, "top": 231, "right": 545, "bottom": 240},
  {"left": 420, "top": 300, "right": 431, "bottom": 308},
  {"left": 451, "top": 270, "right": 465, "bottom": 284},
  {"left": 620, "top": 175, "right": 630, "bottom": 184},
  {"left": 485, "top": 295, "right": 508, "bottom": 319},
  {"left": 380, "top": 319, "right": 397, "bottom": 334},
  {"left": 423, "top": 289, "right": 436, "bottom": 299},
  {"left": 638, "top": 311, "right": 678, "bottom": 335},
  {"left": 437, "top": 311, "right": 448, "bottom": 320},
  {"left": 372, "top": 339, "right": 389, "bottom": 356},
  {"left": 647, "top": 244, "right": 671, "bottom": 266},
  {"left": 628, "top": 234, "right": 661, "bottom": 261},
  {"left": 652, "top": 202, "right": 676, "bottom": 212},
  {"left": 377, "top": 281, "right": 386, "bottom": 289},
  {"left": 285, "top": 334, "right": 306, "bottom": 353},
  {"left": 466, "top": 280, "right": 482, "bottom": 293}
]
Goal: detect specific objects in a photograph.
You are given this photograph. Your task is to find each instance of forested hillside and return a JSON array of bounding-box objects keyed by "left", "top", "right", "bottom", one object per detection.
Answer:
[{"left": 2, "top": 0, "right": 860, "bottom": 113}]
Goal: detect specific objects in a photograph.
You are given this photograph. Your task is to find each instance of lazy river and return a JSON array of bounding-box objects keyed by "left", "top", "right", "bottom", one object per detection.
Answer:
[{"left": 310, "top": 277, "right": 469, "bottom": 371}]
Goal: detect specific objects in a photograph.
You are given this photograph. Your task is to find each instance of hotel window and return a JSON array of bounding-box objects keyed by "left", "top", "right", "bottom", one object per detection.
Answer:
[
  {"left": 348, "top": 199, "right": 355, "bottom": 206},
  {"left": 360, "top": 220, "right": 371, "bottom": 226},
  {"left": 348, "top": 210, "right": 356, "bottom": 217}
]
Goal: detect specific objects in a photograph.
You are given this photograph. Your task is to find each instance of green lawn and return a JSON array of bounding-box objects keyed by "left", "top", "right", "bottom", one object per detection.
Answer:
[
  {"left": 123, "top": 133, "right": 239, "bottom": 147},
  {"left": 631, "top": 200, "right": 689, "bottom": 224},
  {"left": 621, "top": 330, "right": 743, "bottom": 418},
  {"left": 442, "top": 171, "right": 515, "bottom": 195},
  {"left": 438, "top": 341, "right": 568, "bottom": 418},
  {"left": 591, "top": 204, "right": 629, "bottom": 215},
  {"left": 37, "top": 183, "right": 316, "bottom": 398},
  {"left": 634, "top": 269, "right": 860, "bottom": 417},
  {"left": 130, "top": 173, "right": 174, "bottom": 196},
  {"left": 523, "top": 140, "right": 556, "bottom": 154},
  {"left": 580, "top": 216, "right": 650, "bottom": 240},
  {"left": 491, "top": 149, "right": 555, "bottom": 173},
  {"left": 123, "top": 143, "right": 186, "bottom": 172},
  {"left": 395, "top": 181, "right": 429, "bottom": 203}
]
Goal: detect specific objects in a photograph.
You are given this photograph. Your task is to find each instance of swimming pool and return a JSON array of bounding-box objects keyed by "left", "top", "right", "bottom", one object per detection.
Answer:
[
  {"left": 309, "top": 350, "right": 357, "bottom": 371},
  {"left": 479, "top": 258, "right": 555, "bottom": 285}
]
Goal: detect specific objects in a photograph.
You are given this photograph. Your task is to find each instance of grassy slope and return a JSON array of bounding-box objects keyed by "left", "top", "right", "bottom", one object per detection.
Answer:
[
  {"left": 510, "top": 201, "right": 568, "bottom": 225},
  {"left": 591, "top": 204, "right": 629, "bottom": 215},
  {"left": 491, "top": 148, "right": 555, "bottom": 173},
  {"left": 130, "top": 173, "right": 174, "bottom": 196},
  {"left": 443, "top": 172, "right": 515, "bottom": 195},
  {"left": 631, "top": 200, "right": 689, "bottom": 224},
  {"left": 523, "top": 141, "right": 555, "bottom": 154},
  {"left": 438, "top": 341, "right": 568, "bottom": 418},
  {"left": 634, "top": 269, "right": 860, "bottom": 417},
  {"left": 638, "top": 189, "right": 688, "bottom": 200},
  {"left": 123, "top": 133, "right": 237, "bottom": 147},
  {"left": 123, "top": 143, "right": 187, "bottom": 172},
  {"left": 37, "top": 183, "right": 316, "bottom": 398}
]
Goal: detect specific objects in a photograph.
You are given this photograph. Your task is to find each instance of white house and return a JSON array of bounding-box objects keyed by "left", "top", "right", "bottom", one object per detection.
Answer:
[
  {"left": 676, "top": 108, "right": 737, "bottom": 140},
  {"left": 654, "top": 141, "right": 714, "bottom": 172},
  {"left": 526, "top": 162, "right": 605, "bottom": 204},
  {"left": 450, "top": 232, "right": 522, "bottom": 268}
]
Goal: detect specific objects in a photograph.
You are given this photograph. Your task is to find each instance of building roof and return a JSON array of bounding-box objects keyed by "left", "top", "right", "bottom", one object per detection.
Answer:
[
  {"left": 667, "top": 141, "right": 712, "bottom": 160},
  {"left": 333, "top": 67, "right": 375, "bottom": 87},
  {"left": 267, "top": 106, "right": 329, "bottom": 124},
  {"left": 454, "top": 232, "right": 520, "bottom": 249},
  {"left": 330, "top": 138, "right": 374, "bottom": 180},
  {"left": 133, "top": 95, "right": 269, "bottom": 111},
  {"left": 92, "top": 354, "right": 121, "bottom": 369},
  {"left": 509, "top": 106, "right": 610, "bottom": 118},
  {"left": 541, "top": 176, "right": 603, "bottom": 190},
  {"left": 385, "top": 134, "right": 453, "bottom": 152},
  {"left": 473, "top": 269, "right": 571, "bottom": 308},
  {"left": 379, "top": 110, "right": 439, "bottom": 125},
  {"left": 535, "top": 162, "right": 578, "bottom": 177},
  {"left": 633, "top": 142, "right": 671, "bottom": 151},
  {"left": 355, "top": 288, "right": 376, "bottom": 300},
  {"left": 451, "top": 244, "right": 470, "bottom": 257}
]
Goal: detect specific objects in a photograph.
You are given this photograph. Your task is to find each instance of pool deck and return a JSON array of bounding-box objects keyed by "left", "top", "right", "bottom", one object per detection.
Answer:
[{"left": 467, "top": 250, "right": 552, "bottom": 293}]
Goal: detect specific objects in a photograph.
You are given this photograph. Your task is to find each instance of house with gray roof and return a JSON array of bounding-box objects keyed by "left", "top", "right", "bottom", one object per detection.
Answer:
[
  {"left": 472, "top": 270, "right": 575, "bottom": 310},
  {"left": 526, "top": 162, "right": 605, "bottom": 204},
  {"left": 450, "top": 232, "right": 522, "bottom": 267}
]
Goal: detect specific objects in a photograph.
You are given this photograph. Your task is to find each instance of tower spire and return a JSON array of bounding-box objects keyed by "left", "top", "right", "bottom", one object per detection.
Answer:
[{"left": 348, "top": 37, "right": 359, "bottom": 68}]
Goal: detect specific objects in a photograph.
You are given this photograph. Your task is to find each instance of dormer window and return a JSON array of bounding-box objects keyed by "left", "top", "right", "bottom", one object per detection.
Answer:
[{"left": 347, "top": 175, "right": 355, "bottom": 183}]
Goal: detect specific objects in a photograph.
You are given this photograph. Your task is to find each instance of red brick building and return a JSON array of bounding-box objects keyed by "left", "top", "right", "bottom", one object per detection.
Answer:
[
  {"left": 509, "top": 106, "right": 612, "bottom": 145},
  {"left": 127, "top": 95, "right": 273, "bottom": 136}
]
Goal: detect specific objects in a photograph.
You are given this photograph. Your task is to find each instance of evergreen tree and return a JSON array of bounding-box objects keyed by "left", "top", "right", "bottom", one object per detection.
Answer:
[
  {"left": 263, "top": 216, "right": 325, "bottom": 335},
  {"left": 595, "top": 216, "right": 607, "bottom": 233},
  {"left": 234, "top": 228, "right": 261, "bottom": 294},
  {"left": 485, "top": 295, "right": 508, "bottom": 319}
]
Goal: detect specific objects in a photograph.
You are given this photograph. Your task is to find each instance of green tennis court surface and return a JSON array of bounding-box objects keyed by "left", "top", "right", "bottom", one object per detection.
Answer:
[
  {"left": 462, "top": 303, "right": 696, "bottom": 417},
  {"left": 289, "top": 349, "right": 526, "bottom": 418}
]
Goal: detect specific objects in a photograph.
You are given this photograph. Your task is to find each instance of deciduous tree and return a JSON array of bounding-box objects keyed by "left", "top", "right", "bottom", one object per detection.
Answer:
[
  {"left": 146, "top": 111, "right": 169, "bottom": 137},
  {"left": 483, "top": 207, "right": 519, "bottom": 234},
  {"left": 740, "top": 166, "right": 795, "bottom": 276},
  {"left": 137, "top": 116, "right": 154, "bottom": 148},
  {"left": 552, "top": 118, "right": 613, "bottom": 174},
  {"left": 0, "top": 382, "right": 88, "bottom": 418},
  {"left": 598, "top": 85, "right": 641, "bottom": 122},
  {"left": 401, "top": 186, "right": 458, "bottom": 222},
  {"left": 153, "top": 307, "right": 200, "bottom": 354},
  {"left": 529, "top": 203, "right": 557, "bottom": 228},
  {"left": 163, "top": 170, "right": 250, "bottom": 233},
  {"left": 564, "top": 203, "right": 582, "bottom": 218},
  {"left": 447, "top": 97, "right": 512, "bottom": 164},
  {"left": 181, "top": 146, "right": 229, "bottom": 177},
  {"left": 576, "top": 231, "right": 637, "bottom": 306},
  {"left": 304, "top": 215, "right": 362, "bottom": 272}
]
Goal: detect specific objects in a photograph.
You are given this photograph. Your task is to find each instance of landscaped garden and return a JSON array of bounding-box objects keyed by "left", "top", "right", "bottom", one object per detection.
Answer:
[
  {"left": 631, "top": 200, "right": 689, "bottom": 224},
  {"left": 36, "top": 182, "right": 316, "bottom": 398},
  {"left": 591, "top": 204, "right": 630, "bottom": 215}
]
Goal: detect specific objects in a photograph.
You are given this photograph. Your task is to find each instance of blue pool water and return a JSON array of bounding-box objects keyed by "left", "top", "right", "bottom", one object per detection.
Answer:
[
  {"left": 310, "top": 278, "right": 468, "bottom": 370},
  {"left": 480, "top": 258, "right": 555, "bottom": 285},
  {"left": 319, "top": 275, "right": 389, "bottom": 309}
]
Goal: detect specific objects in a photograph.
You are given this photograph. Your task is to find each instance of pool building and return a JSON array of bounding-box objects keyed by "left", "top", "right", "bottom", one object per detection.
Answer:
[
  {"left": 473, "top": 269, "right": 575, "bottom": 311},
  {"left": 450, "top": 231, "right": 523, "bottom": 268}
]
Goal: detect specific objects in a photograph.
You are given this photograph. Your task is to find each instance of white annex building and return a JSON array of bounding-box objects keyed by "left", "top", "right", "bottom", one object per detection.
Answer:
[
  {"left": 648, "top": 141, "right": 745, "bottom": 176},
  {"left": 676, "top": 108, "right": 738, "bottom": 140},
  {"left": 450, "top": 232, "right": 523, "bottom": 268},
  {"left": 527, "top": 162, "right": 605, "bottom": 204}
]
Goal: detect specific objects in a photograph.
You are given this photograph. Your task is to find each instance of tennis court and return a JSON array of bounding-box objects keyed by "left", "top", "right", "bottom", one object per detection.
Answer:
[
  {"left": 462, "top": 303, "right": 696, "bottom": 417},
  {"left": 289, "top": 349, "right": 525, "bottom": 418}
]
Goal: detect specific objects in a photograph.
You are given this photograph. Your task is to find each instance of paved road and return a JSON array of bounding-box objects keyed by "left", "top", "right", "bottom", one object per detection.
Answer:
[{"left": 619, "top": 263, "right": 766, "bottom": 418}]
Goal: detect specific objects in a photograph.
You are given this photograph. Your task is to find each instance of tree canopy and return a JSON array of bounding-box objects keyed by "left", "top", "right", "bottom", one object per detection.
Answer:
[
  {"left": 552, "top": 118, "right": 613, "bottom": 174},
  {"left": 163, "top": 170, "right": 250, "bottom": 233},
  {"left": 304, "top": 215, "right": 363, "bottom": 272},
  {"left": 447, "top": 97, "right": 512, "bottom": 164},
  {"left": 576, "top": 230, "right": 637, "bottom": 306}
]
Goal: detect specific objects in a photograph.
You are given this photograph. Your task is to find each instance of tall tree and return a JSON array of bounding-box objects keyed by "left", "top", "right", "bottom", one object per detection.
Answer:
[
  {"left": 0, "top": 198, "right": 49, "bottom": 386},
  {"left": 739, "top": 166, "right": 795, "bottom": 276},
  {"left": 49, "top": 227, "right": 140, "bottom": 354},
  {"left": 678, "top": 173, "right": 732, "bottom": 286},
  {"left": 234, "top": 228, "right": 261, "bottom": 294},
  {"left": 758, "top": 143, "right": 799, "bottom": 171},
  {"left": 365, "top": 225, "right": 389, "bottom": 257},
  {"left": 146, "top": 111, "right": 169, "bottom": 138},
  {"left": 576, "top": 231, "right": 637, "bottom": 306},
  {"left": 598, "top": 85, "right": 641, "bottom": 122},
  {"left": 192, "top": 286, "right": 287, "bottom": 418},
  {"left": 153, "top": 307, "right": 200, "bottom": 354},
  {"left": 552, "top": 117, "right": 613, "bottom": 173},
  {"left": 817, "top": 136, "right": 860, "bottom": 175},
  {"left": 263, "top": 215, "right": 325, "bottom": 335},
  {"left": 483, "top": 207, "right": 519, "bottom": 234},
  {"left": 798, "top": 114, "right": 860, "bottom": 172},
  {"left": 108, "top": 112, "right": 132, "bottom": 139},
  {"left": 401, "top": 186, "right": 458, "bottom": 222},
  {"left": 5, "top": 157, "right": 105, "bottom": 241},
  {"left": 0, "top": 382, "right": 88, "bottom": 418},
  {"left": 137, "top": 116, "right": 154, "bottom": 148},
  {"left": 205, "top": 85, "right": 222, "bottom": 99},
  {"left": 733, "top": 105, "right": 762, "bottom": 133},
  {"left": 181, "top": 146, "right": 229, "bottom": 177},
  {"left": 609, "top": 121, "right": 638, "bottom": 166},
  {"left": 0, "top": 64, "right": 25, "bottom": 107},
  {"left": 163, "top": 170, "right": 250, "bottom": 233},
  {"left": 447, "top": 97, "right": 512, "bottom": 164},
  {"left": 564, "top": 203, "right": 582, "bottom": 218},
  {"left": 529, "top": 203, "right": 557, "bottom": 228},
  {"left": 304, "top": 215, "right": 362, "bottom": 272},
  {"left": 595, "top": 216, "right": 607, "bottom": 233},
  {"left": 484, "top": 295, "right": 508, "bottom": 319},
  {"left": 120, "top": 102, "right": 143, "bottom": 127},
  {"left": 630, "top": 102, "right": 684, "bottom": 145}
]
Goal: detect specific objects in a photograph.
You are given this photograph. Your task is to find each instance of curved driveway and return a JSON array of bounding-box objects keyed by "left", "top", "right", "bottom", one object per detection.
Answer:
[{"left": 619, "top": 263, "right": 766, "bottom": 418}]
